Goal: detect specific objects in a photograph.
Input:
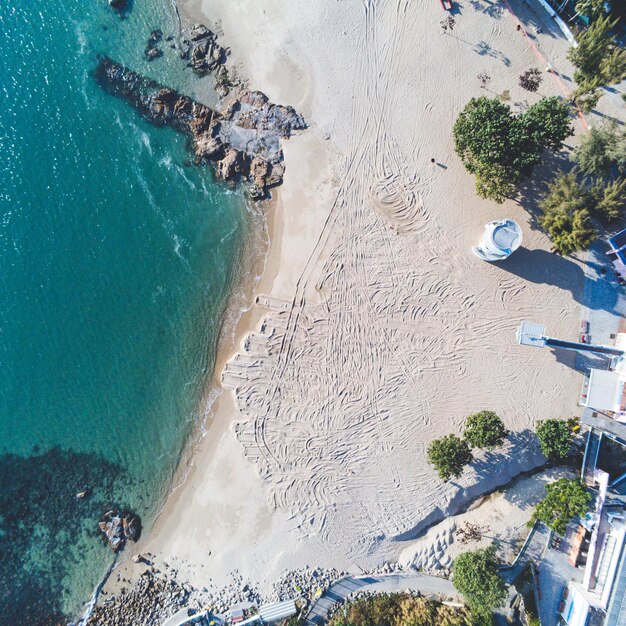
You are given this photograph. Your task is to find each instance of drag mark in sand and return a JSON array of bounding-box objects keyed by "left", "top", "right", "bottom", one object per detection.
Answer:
[{"left": 222, "top": 0, "right": 580, "bottom": 564}]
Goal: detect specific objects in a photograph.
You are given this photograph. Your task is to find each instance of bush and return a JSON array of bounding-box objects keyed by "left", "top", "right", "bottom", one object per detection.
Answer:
[
  {"left": 463, "top": 411, "right": 507, "bottom": 449},
  {"left": 453, "top": 96, "right": 572, "bottom": 203},
  {"left": 530, "top": 478, "right": 591, "bottom": 535},
  {"left": 519, "top": 68, "right": 542, "bottom": 92},
  {"left": 452, "top": 545, "right": 507, "bottom": 619},
  {"left": 327, "top": 592, "right": 472, "bottom": 626},
  {"left": 536, "top": 419, "right": 574, "bottom": 459},
  {"left": 427, "top": 435, "right": 473, "bottom": 482}
]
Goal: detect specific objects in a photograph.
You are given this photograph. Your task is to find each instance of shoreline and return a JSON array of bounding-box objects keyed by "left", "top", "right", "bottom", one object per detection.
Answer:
[{"left": 89, "top": 0, "right": 626, "bottom": 618}]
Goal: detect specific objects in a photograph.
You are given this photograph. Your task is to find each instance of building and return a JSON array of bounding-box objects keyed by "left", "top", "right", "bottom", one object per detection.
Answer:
[
  {"left": 582, "top": 334, "right": 626, "bottom": 424},
  {"left": 560, "top": 470, "right": 626, "bottom": 626}
]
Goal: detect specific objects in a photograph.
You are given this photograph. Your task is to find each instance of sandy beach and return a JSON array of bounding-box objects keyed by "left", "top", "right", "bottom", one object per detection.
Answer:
[{"left": 101, "top": 0, "right": 624, "bottom": 602}]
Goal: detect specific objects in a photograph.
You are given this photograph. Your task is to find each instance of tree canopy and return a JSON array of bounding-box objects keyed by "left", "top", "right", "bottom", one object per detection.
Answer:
[
  {"left": 453, "top": 96, "right": 572, "bottom": 203},
  {"left": 573, "top": 122, "right": 626, "bottom": 180},
  {"left": 530, "top": 478, "right": 591, "bottom": 535},
  {"left": 328, "top": 592, "right": 473, "bottom": 626},
  {"left": 536, "top": 418, "right": 574, "bottom": 459},
  {"left": 568, "top": 15, "right": 626, "bottom": 109},
  {"left": 539, "top": 172, "right": 597, "bottom": 255},
  {"left": 452, "top": 544, "right": 507, "bottom": 620},
  {"left": 463, "top": 411, "right": 507, "bottom": 449},
  {"left": 427, "top": 434, "right": 473, "bottom": 482}
]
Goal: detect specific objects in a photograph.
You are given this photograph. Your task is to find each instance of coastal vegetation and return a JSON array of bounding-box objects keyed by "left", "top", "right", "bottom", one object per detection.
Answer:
[
  {"left": 529, "top": 478, "right": 591, "bottom": 535},
  {"left": 327, "top": 592, "right": 472, "bottom": 626},
  {"left": 536, "top": 419, "right": 575, "bottom": 459},
  {"left": 539, "top": 172, "right": 597, "bottom": 255},
  {"left": 463, "top": 411, "right": 507, "bottom": 450},
  {"left": 573, "top": 121, "right": 626, "bottom": 182},
  {"left": 427, "top": 435, "right": 474, "bottom": 482},
  {"left": 539, "top": 122, "right": 626, "bottom": 254},
  {"left": 428, "top": 412, "right": 508, "bottom": 480},
  {"left": 568, "top": 14, "right": 626, "bottom": 112},
  {"left": 453, "top": 96, "right": 573, "bottom": 203},
  {"left": 452, "top": 545, "right": 507, "bottom": 624}
]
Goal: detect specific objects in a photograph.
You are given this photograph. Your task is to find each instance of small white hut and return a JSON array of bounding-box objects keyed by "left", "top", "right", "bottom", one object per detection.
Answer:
[{"left": 473, "top": 218, "right": 522, "bottom": 261}]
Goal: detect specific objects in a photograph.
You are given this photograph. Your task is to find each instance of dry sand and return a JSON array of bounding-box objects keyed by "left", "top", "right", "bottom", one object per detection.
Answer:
[{"left": 107, "top": 0, "right": 623, "bottom": 597}]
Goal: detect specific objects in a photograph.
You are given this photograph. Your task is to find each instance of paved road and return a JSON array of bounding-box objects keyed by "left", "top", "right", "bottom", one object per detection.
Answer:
[{"left": 304, "top": 573, "right": 460, "bottom": 626}]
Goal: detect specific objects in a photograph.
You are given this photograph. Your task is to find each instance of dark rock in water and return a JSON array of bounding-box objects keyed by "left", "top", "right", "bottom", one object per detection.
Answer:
[
  {"left": 108, "top": 0, "right": 127, "bottom": 13},
  {"left": 149, "top": 28, "right": 163, "bottom": 44},
  {"left": 0, "top": 448, "right": 129, "bottom": 625},
  {"left": 93, "top": 56, "right": 304, "bottom": 198},
  {"left": 145, "top": 46, "right": 164, "bottom": 61},
  {"left": 98, "top": 508, "right": 142, "bottom": 552},
  {"left": 145, "top": 29, "right": 164, "bottom": 61}
]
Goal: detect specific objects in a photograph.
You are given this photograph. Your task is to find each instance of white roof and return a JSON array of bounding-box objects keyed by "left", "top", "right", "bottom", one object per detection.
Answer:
[
  {"left": 585, "top": 369, "right": 624, "bottom": 412},
  {"left": 516, "top": 322, "right": 547, "bottom": 348},
  {"left": 561, "top": 585, "right": 590, "bottom": 626},
  {"left": 258, "top": 600, "right": 297, "bottom": 623}
]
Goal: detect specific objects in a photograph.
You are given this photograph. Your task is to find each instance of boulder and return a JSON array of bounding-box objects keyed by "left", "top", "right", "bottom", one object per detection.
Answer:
[
  {"left": 145, "top": 47, "right": 163, "bottom": 61},
  {"left": 194, "top": 134, "right": 223, "bottom": 160},
  {"left": 98, "top": 509, "right": 142, "bottom": 552},
  {"left": 190, "top": 24, "right": 214, "bottom": 41},
  {"left": 216, "top": 148, "right": 249, "bottom": 180}
]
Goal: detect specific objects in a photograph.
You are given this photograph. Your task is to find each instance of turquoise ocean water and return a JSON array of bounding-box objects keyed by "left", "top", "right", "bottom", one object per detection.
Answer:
[{"left": 0, "top": 1, "right": 249, "bottom": 622}]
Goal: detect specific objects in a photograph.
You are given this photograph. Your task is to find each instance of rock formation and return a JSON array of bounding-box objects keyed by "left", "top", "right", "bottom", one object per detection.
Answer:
[
  {"left": 94, "top": 56, "right": 305, "bottom": 198},
  {"left": 144, "top": 29, "right": 164, "bottom": 61},
  {"left": 98, "top": 509, "right": 142, "bottom": 552},
  {"left": 186, "top": 24, "right": 226, "bottom": 74}
]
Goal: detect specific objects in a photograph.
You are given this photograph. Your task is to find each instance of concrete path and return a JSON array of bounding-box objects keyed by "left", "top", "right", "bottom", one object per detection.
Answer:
[
  {"left": 304, "top": 573, "right": 460, "bottom": 626},
  {"left": 500, "top": 524, "right": 550, "bottom": 586}
]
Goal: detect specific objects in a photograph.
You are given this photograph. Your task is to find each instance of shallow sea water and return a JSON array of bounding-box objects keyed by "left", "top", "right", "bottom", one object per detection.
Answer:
[{"left": 0, "top": 1, "right": 248, "bottom": 621}]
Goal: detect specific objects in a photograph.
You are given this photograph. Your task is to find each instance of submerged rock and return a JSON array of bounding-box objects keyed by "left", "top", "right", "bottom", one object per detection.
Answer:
[
  {"left": 108, "top": 0, "right": 127, "bottom": 13},
  {"left": 145, "top": 28, "right": 164, "bottom": 61}
]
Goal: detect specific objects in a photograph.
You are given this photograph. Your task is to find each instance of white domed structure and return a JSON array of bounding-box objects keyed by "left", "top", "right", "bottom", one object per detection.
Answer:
[{"left": 472, "top": 218, "right": 522, "bottom": 261}]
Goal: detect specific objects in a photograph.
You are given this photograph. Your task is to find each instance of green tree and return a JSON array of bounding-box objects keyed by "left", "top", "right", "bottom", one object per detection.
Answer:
[
  {"left": 522, "top": 97, "right": 575, "bottom": 151},
  {"left": 539, "top": 172, "right": 597, "bottom": 255},
  {"left": 594, "top": 177, "right": 626, "bottom": 222},
  {"left": 530, "top": 478, "right": 591, "bottom": 535},
  {"left": 572, "top": 85, "right": 602, "bottom": 114},
  {"left": 536, "top": 418, "right": 574, "bottom": 459},
  {"left": 427, "top": 435, "right": 473, "bottom": 482},
  {"left": 568, "top": 15, "right": 626, "bottom": 106},
  {"left": 573, "top": 122, "right": 626, "bottom": 180},
  {"left": 574, "top": 0, "right": 607, "bottom": 22},
  {"left": 452, "top": 545, "right": 507, "bottom": 621},
  {"left": 453, "top": 97, "right": 572, "bottom": 203},
  {"left": 463, "top": 411, "right": 507, "bottom": 449}
]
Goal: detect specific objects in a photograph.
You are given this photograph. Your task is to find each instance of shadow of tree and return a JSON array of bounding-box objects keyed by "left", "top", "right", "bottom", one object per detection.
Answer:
[
  {"left": 506, "top": 0, "right": 561, "bottom": 40},
  {"left": 393, "top": 431, "right": 546, "bottom": 543},
  {"left": 467, "top": 0, "right": 506, "bottom": 19},
  {"left": 496, "top": 246, "right": 619, "bottom": 315},
  {"left": 0, "top": 447, "right": 131, "bottom": 625},
  {"left": 474, "top": 40, "right": 511, "bottom": 66}
]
